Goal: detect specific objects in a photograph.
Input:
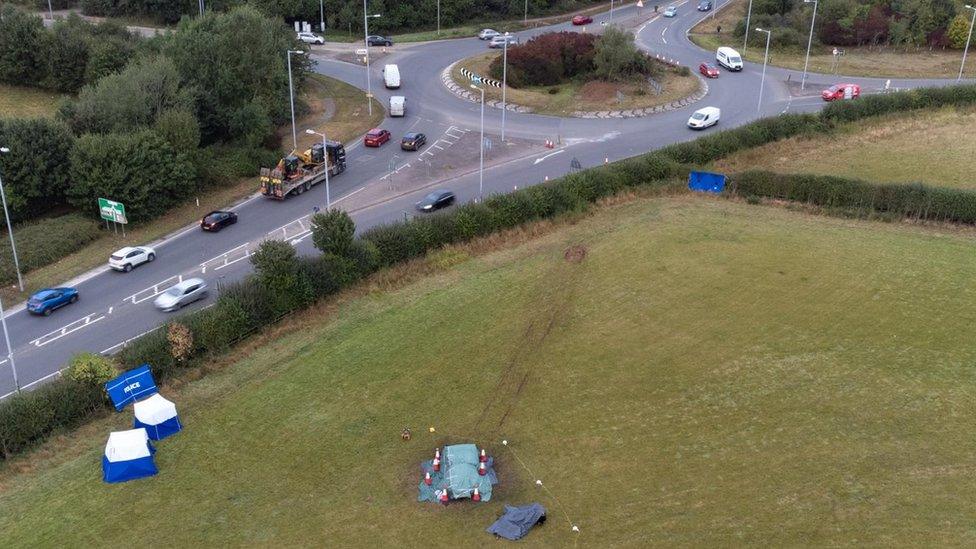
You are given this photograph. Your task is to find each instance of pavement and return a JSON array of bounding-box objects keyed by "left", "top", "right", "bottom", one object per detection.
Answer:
[{"left": 0, "top": 1, "right": 964, "bottom": 398}]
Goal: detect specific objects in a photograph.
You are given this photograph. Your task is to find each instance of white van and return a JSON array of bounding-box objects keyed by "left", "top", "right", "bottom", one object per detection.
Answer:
[
  {"left": 716, "top": 47, "right": 743, "bottom": 71},
  {"left": 687, "top": 106, "right": 720, "bottom": 130},
  {"left": 389, "top": 95, "right": 405, "bottom": 117},
  {"left": 383, "top": 64, "right": 401, "bottom": 89}
]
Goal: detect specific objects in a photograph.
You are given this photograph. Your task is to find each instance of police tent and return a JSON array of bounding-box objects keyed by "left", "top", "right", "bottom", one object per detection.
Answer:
[{"left": 103, "top": 428, "right": 157, "bottom": 483}]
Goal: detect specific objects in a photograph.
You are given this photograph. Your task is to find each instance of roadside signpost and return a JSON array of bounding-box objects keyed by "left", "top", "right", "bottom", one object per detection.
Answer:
[{"left": 98, "top": 197, "right": 127, "bottom": 237}]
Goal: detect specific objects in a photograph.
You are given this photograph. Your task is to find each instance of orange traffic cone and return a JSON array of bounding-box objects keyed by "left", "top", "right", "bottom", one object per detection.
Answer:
[
  {"left": 478, "top": 461, "right": 487, "bottom": 476},
  {"left": 472, "top": 487, "right": 481, "bottom": 502},
  {"left": 439, "top": 488, "right": 449, "bottom": 503},
  {"left": 433, "top": 456, "right": 441, "bottom": 472},
  {"left": 479, "top": 449, "right": 487, "bottom": 463},
  {"left": 424, "top": 472, "right": 432, "bottom": 486}
]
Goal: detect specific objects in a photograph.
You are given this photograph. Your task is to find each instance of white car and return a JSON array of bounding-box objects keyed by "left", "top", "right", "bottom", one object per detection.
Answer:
[
  {"left": 109, "top": 246, "right": 156, "bottom": 272},
  {"left": 489, "top": 34, "right": 519, "bottom": 48},
  {"left": 688, "top": 106, "right": 720, "bottom": 130},
  {"left": 478, "top": 29, "right": 500, "bottom": 40},
  {"left": 297, "top": 31, "right": 324, "bottom": 45},
  {"left": 153, "top": 278, "right": 208, "bottom": 312}
]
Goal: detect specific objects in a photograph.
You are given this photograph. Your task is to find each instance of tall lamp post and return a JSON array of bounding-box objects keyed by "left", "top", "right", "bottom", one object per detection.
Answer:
[
  {"left": 46, "top": 0, "right": 53, "bottom": 20},
  {"left": 524, "top": 0, "right": 528, "bottom": 24},
  {"left": 959, "top": 4, "right": 976, "bottom": 81},
  {"left": 0, "top": 148, "right": 23, "bottom": 292},
  {"left": 319, "top": 0, "right": 325, "bottom": 33},
  {"left": 502, "top": 33, "right": 509, "bottom": 141},
  {"left": 800, "top": 0, "right": 818, "bottom": 91},
  {"left": 756, "top": 27, "right": 771, "bottom": 113},
  {"left": 286, "top": 50, "right": 304, "bottom": 151},
  {"left": 470, "top": 84, "right": 485, "bottom": 200},
  {"left": 743, "top": 0, "right": 754, "bottom": 53},
  {"left": 437, "top": 0, "right": 441, "bottom": 36},
  {"left": 610, "top": 0, "right": 615, "bottom": 24},
  {"left": 363, "top": 4, "right": 381, "bottom": 116},
  {"left": 0, "top": 291, "right": 16, "bottom": 393},
  {"left": 305, "top": 129, "right": 332, "bottom": 208}
]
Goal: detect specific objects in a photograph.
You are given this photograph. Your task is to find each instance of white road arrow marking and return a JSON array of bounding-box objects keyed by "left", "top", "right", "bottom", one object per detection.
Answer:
[{"left": 533, "top": 149, "right": 566, "bottom": 165}]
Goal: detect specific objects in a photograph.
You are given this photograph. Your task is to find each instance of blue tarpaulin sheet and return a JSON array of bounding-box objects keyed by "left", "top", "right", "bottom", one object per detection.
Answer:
[
  {"left": 105, "top": 364, "right": 158, "bottom": 411},
  {"left": 688, "top": 171, "right": 726, "bottom": 193},
  {"left": 487, "top": 503, "right": 547, "bottom": 540}
]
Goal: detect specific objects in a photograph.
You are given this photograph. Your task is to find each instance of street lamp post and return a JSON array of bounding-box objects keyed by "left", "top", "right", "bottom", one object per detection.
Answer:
[
  {"left": 286, "top": 50, "right": 304, "bottom": 151},
  {"left": 437, "top": 0, "right": 441, "bottom": 36},
  {"left": 610, "top": 0, "right": 615, "bottom": 24},
  {"left": 46, "top": 0, "right": 53, "bottom": 21},
  {"left": 756, "top": 28, "right": 771, "bottom": 113},
  {"left": 801, "top": 0, "right": 818, "bottom": 91},
  {"left": 305, "top": 129, "right": 332, "bottom": 209},
  {"left": 0, "top": 293, "right": 16, "bottom": 393},
  {"left": 363, "top": 4, "right": 381, "bottom": 116},
  {"left": 743, "top": 0, "right": 754, "bottom": 53},
  {"left": 470, "top": 85, "right": 485, "bottom": 200},
  {"left": 524, "top": 0, "right": 528, "bottom": 24},
  {"left": 959, "top": 5, "right": 976, "bottom": 81},
  {"left": 319, "top": 0, "right": 325, "bottom": 33},
  {"left": 502, "top": 33, "right": 509, "bottom": 141},
  {"left": 0, "top": 148, "right": 23, "bottom": 292}
]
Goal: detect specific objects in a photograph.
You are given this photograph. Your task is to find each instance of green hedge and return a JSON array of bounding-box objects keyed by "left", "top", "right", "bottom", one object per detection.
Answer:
[
  {"left": 729, "top": 171, "right": 976, "bottom": 224},
  {"left": 5, "top": 83, "right": 976, "bottom": 462},
  {"left": 0, "top": 214, "right": 102, "bottom": 283}
]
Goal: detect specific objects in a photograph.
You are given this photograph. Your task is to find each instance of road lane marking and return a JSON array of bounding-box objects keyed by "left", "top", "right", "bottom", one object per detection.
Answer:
[
  {"left": 127, "top": 274, "right": 184, "bottom": 304},
  {"left": 31, "top": 313, "right": 106, "bottom": 348},
  {"left": 533, "top": 149, "right": 566, "bottom": 165}
]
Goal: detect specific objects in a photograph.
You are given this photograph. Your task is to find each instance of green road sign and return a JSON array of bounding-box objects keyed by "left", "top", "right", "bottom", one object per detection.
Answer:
[{"left": 98, "top": 197, "right": 127, "bottom": 224}]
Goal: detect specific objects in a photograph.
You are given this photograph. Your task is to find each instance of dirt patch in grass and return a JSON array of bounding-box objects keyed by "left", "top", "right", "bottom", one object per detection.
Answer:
[
  {"left": 452, "top": 52, "right": 700, "bottom": 116},
  {"left": 0, "top": 84, "right": 66, "bottom": 119}
]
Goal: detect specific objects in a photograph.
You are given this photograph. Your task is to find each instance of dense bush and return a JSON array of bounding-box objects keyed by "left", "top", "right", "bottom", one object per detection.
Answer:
[
  {"left": 0, "top": 214, "right": 102, "bottom": 283},
  {"left": 0, "top": 378, "right": 107, "bottom": 459},
  {"left": 730, "top": 171, "right": 976, "bottom": 224},
  {"left": 68, "top": 130, "right": 194, "bottom": 222},
  {"left": 592, "top": 26, "right": 659, "bottom": 82},
  {"left": 64, "top": 353, "right": 118, "bottom": 386},
  {"left": 311, "top": 209, "right": 356, "bottom": 257},
  {"left": 0, "top": 118, "right": 75, "bottom": 222},
  {"left": 488, "top": 32, "right": 597, "bottom": 88}
]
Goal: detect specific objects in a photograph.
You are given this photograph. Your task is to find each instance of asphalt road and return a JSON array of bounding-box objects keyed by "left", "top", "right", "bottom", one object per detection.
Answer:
[{"left": 0, "top": 2, "right": 962, "bottom": 397}]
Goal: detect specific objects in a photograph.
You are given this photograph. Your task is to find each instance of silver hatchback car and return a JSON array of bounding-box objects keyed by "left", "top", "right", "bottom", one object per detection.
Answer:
[{"left": 154, "top": 278, "right": 208, "bottom": 312}]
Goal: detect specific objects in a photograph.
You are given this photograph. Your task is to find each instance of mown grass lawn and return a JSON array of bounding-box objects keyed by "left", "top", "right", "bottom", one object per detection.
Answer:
[
  {"left": 712, "top": 106, "right": 976, "bottom": 189},
  {"left": 0, "top": 84, "right": 65, "bottom": 119},
  {"left": 3, "top": 195, "right": 976, "bottom": 545}
]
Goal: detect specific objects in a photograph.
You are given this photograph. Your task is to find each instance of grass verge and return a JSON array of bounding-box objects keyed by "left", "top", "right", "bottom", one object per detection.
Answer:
[
  {"left": 689, "top": 0, "right": 970, "bottom": 79},
  {"left": 0, "top": 75, "right": 383, "bottom": 305},
  {"left": 452, "top": 52, "right": 699, "bottom": 115},
  {"left": 0, "top": 84, "right": 66, "bottom": 119},
  {"left": 3, "top": 195, "right": 976, "bottom": 545},
  {"left": 711, "top": 106, "right": 976, "bottom": 188}
]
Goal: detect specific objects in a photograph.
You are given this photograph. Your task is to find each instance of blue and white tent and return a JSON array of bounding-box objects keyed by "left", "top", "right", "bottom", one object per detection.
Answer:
[
  {"left": 134, "top": 393, "right": 182, "bottom": 441},
  {"left": 103, "top": 428, "right": 157, "bottom": 483},
  {"left": 105, "top": 364, "right": 158, "bottom": 412}
]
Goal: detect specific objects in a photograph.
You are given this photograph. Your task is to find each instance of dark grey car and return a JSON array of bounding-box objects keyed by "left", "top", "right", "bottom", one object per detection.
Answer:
[{"left": 415, "top": 190, "right": 455, "bottom": 212}]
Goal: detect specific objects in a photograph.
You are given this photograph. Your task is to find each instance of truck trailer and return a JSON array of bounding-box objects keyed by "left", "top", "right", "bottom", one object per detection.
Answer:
[{"left": 259, "top": 141, "right": 347, "bottom": 200}]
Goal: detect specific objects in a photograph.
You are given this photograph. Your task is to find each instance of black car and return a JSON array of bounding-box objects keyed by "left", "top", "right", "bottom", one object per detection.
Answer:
[
  {"left": 201, "top": 210, "right": 238, "bottom": 232},
  {"left": 415, "top": 190, "right": 455, "bottom": 212},
  {"left": 697, "top": 0, "right": 712, "bottom": 10},
  {"left": 367, "top": 35, "right": 393, "bottom": 46},
  {"left": 401, "top": 132, "right": 427, "bottom": 151}
]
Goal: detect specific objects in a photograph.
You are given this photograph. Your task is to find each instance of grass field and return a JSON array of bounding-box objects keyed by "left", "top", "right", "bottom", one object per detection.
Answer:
[
  {"left": 689, "top": 0, "right": 971, "bottom": 79},
  {"left": 3, "top": 195, "right": 976, "bottom": 545},
  {"left": 452, "top": 53, "right": 700, "bottom": 116},
  {"left": 0, "top": 84, "right": 65, "bottom": 119},
  {"left": 713, "top": 106, "right": 976, "bottom": 188},
  {"left": 0, "top": 75, "right": 383, "bottom": 305}
]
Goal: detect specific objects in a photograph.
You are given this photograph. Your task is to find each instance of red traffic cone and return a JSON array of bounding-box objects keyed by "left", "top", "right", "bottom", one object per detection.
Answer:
[
  {"left": 478, "top": 461, "right": 487, "bottom": 476},
  {"left": 479, "top": 449, "right": 487, "bottom": 463},
  {"left": 439, "top": 488, "right": 449, "bottom": 503},
  {"left": 433, "top": 457, "right": 441, "bottom": 472},
  {"left": 424, "top": 472, "right": 432, "bottom": 486},
  {"left": 472, "top": 487, "right": 481, "bottom": 502}
]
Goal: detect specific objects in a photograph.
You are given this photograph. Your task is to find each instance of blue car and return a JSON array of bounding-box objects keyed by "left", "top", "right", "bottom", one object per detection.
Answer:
[{"left": 28, "top": 287, "right": 79, "bottom": 316}]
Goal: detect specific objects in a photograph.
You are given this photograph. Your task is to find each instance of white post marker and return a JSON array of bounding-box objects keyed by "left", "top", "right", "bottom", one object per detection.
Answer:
[{"left": 756, "top": 28, "right": 771, "bottom": 113}]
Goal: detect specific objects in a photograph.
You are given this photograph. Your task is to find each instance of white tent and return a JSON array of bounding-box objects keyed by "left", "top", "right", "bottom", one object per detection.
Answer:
[
  {"left": 103, "top": 428, "right": 157, "bottom": 483},
  {"left": 133, "top": 393, "right": 182, "bottom": 441}
]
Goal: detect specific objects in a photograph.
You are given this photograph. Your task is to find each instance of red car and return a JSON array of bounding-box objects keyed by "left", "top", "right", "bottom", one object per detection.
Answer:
[
  {"left": 698, "top": 62, "right": 720, "bottom": 78},
  {"left": 822, "top": 83, "right": 860, "bottom": 101},
  {"left": 364, "top": 128, "right": 391, "bottom": 147},
  {"left": 572, "top": 15, "right": 593, "bottom": 25}
]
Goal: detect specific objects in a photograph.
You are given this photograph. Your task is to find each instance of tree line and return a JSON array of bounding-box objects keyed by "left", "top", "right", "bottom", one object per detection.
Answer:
[
  {"left": 0, "top": 5, "right": 308, "bottom": 225},
  {"left": 734, "top": 0, "right": 969, "bottom": 49}
]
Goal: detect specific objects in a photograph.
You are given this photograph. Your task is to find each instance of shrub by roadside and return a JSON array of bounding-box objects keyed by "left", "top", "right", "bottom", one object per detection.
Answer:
[{"left": 0, "top": 214, "right": 102, "bottom": 282}]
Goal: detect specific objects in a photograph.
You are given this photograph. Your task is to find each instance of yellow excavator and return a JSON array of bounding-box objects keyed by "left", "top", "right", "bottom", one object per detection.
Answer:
[{"left": 259, "top": 140, "right": 347, "bottom": 200}]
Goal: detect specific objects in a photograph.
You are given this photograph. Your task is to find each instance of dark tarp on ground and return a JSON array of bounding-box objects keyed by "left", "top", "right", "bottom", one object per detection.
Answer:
[{"left": 486, "top": 503, "right": 547, "bottom": 541}]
